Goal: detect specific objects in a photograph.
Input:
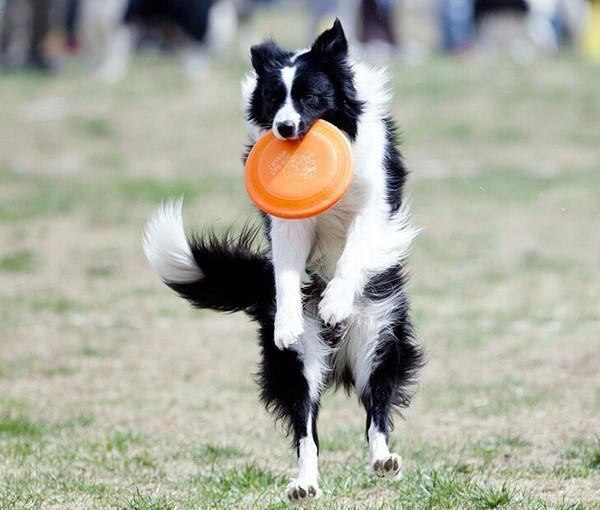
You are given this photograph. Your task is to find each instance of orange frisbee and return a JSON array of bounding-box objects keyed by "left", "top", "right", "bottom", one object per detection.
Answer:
[{"left": 245, "top": 119, "right": 353, "bottom": 219}]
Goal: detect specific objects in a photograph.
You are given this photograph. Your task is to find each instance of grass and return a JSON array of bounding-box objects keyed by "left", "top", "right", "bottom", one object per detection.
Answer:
[
  {"left": 0, "top": 250, "right": 36, "bottom": 273},
  {"left": 0, "top": 5, "right": 599, "bottom": 509}
]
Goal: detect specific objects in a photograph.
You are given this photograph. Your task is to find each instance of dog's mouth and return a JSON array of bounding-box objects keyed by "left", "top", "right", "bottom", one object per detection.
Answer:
[
  {"left": 273, "top": 121, "right": 314, "bottom": 141},
  {"left": 274, "top": 131, "right": 306, "bottom": 142}
]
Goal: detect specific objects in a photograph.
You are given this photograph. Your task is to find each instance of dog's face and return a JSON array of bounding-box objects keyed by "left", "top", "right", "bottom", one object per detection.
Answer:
[{"left": 248, "top": 20, "right": 357, "bottom": 140}]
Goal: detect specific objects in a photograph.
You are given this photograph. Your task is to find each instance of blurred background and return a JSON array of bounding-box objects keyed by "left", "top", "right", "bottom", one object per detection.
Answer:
[{"left": 0, "top": 1, "right": 599, "bottom": 509}]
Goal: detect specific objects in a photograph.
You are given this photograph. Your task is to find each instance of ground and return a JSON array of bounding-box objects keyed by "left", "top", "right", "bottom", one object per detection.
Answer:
[{"left": 0, "top": 8, "right": 599, "bottom": 510}]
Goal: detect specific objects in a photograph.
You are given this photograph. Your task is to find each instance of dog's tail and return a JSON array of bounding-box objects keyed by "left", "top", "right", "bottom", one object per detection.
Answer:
[{"left": 143, "top": 198, "right": 274, "bottom": 318}]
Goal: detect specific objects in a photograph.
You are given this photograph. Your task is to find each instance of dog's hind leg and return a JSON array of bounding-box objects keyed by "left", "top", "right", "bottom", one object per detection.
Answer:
[
  {"left": 257, "top": 312, "right": 328, "bottom": 504},
  {"left": 348, "top": 296, "right": 424, "bottom": 480}
]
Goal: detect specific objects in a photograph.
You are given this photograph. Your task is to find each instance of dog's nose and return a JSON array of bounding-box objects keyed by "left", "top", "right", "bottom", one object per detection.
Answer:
[{"left": 276, "top": 121, "right": 296, "bottom": 139}]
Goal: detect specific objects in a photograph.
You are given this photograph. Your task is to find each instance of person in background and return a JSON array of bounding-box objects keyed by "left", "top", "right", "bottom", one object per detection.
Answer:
[
  {"left": 1, "top": 0, "right": 54, "bottom": 70},
  {"left": 439, "top": 0, "right": 475, "bottom": 53},
  {"left": 64, "top": 0, "right": 80, "bottom": 53},
  {"left": 359, "top": 0, "right": 397, "bottom": 48}
]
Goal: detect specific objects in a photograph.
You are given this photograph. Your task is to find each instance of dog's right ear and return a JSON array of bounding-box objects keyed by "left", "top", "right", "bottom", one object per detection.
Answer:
[{"left": 250, "top": 40, "right": 286, "bottom": 75}]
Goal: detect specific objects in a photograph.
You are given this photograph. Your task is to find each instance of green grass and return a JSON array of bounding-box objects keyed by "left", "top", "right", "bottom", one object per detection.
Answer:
[
  {"left": 0, "top": 250, "right": 36, "bottom": 273},
  {"left": 123, "top": 491, "right": 175, "bottom": 510},
  {"left": 0, "top": 416, "right": 45, "bottom": 439}
]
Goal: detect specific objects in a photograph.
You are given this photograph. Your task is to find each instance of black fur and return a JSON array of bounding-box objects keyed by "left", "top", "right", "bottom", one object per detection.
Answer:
[
  {"left": 167, "top": 225, "right": 274, "bottom": 319},
  {"left": 256, "top": 317, "right": 321, "bottom": 452},
  {"left": 363, "top": 266, "right": 425, "bottom": 437},
  {"left": 383, "top": 117, "right": 407, "bottom": 214}
]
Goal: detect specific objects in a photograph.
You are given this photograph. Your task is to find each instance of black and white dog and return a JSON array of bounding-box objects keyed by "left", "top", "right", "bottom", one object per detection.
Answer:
[{"left": 144, "top": 20, "right": 424, "bottom": 504}]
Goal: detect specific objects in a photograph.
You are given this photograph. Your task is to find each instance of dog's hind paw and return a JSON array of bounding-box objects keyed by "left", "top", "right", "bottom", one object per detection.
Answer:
[
  {"left": 370, "top": 453, "right": 403, "bottom": 480},
  {"left": 285, "top": 479, "right": 320, "bottom": 504}
]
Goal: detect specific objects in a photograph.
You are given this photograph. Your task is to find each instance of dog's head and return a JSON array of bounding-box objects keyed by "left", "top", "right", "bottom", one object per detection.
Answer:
[{"left": 245, "top": 20, "right": 363, "bottom": 141}]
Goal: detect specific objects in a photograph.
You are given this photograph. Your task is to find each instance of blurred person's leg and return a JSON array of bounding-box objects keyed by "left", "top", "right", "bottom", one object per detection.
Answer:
[
  {"left": 1, "top": 0, "right": 13, "bottom": 55},
  {"left": 65, "top": 0, "right": 80, "bottom": 51},
  {"left": 359, "top": 0, "right": 397, "bottom": 46},
  {"left": 205, "top": 0, "right": 237, "bottom": 53},
  {"left": 97, "top": 23, "right": 134, "bottom": 83},
  {"left": 28, "top": 0, "right": 53, "bottom": 69},
  {"left": 1, "top": 0, "right": 21, "bottom": 65},
  {"left": 439, "top": 0, "right": 474, "bottom": 53},
  {"left": 526, "top": 0, "right": 559, "bottom": 53},
  {"left": 555, "top": 0, "right": 587, "bottom": 45}
]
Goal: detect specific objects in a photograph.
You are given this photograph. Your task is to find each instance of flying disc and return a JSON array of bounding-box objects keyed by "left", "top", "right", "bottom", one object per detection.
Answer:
[{"left": 244, "top": 120, "right": 353, "bottom": 219}]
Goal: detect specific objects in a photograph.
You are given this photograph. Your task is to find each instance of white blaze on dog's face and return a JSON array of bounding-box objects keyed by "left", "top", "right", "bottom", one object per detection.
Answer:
[
  {"left": 272, "top": 66, "right": 302, "bottom": 139},
  {"left": 246, "top": 20, "right": 361, "bottom": 141}
]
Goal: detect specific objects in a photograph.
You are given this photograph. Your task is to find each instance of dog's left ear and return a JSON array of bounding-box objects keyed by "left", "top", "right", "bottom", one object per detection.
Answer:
[{"left": 311, "top": 18, "right": 348, "bottom": 60}]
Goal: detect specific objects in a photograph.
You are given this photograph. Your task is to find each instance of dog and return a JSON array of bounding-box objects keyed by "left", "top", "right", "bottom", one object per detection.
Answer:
[
  {"left": 144, "top": 20, "right": 424, "bottom": 504},
  {"left": 80, "top": 0, "right": 237, "bottom": 82}
]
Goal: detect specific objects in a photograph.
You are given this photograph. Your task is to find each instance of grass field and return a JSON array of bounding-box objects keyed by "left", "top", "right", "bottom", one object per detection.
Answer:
[{"left": 1, "top": 9, "right": 599, "bottom": 510}]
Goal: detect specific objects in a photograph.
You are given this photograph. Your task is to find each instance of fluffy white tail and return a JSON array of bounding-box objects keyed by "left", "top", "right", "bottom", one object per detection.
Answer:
[{"left": 143, "top": 198, "right": 203, "bottom": 284}]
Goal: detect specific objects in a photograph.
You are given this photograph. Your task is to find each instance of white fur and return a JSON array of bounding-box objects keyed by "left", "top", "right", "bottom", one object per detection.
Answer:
[
  {"left": 143, "top": 198, "right": 202, "bottom": 283},
  {"left": 271, "top": 217, "right": 316, "bottom": 350},
  {"left": 294, "top": 311, "right": 331, "bottom": 403},
  {"left": 241, "top": 71, "right": 262, "bottom": 142},
  {"left": 315, "top": 63, "right": 414, "bottom": 326},
  {"left": 368, "top": 421, "right": 390, "bottom": 463},
  {"left": 285, "top": 415, "right": 321, "bottom": 503},
  {"left": 298, "top": 418, "right": 319, "bottom": 484},
  {"left": 251, "top": 59, "right": 418, "bottom": 356},
  {"left": 367, "top": 421, "right": 402, "bottom": 479},
  {"left": 273, "top": 66, "right": 301, "bottom": 139}
]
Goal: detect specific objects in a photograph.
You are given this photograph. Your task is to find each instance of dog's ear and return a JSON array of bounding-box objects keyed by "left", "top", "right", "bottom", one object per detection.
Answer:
[
  {"left": 250, "top": 40, "right": 286, "bottom": 75},
  {"left": 311, "top": 18, "right": 348, "bottom": 60}
]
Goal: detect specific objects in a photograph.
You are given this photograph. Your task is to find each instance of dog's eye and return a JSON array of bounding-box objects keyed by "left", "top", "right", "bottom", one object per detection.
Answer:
[{"left": 303, "top": 94, "right": 319, "bottom": 106}]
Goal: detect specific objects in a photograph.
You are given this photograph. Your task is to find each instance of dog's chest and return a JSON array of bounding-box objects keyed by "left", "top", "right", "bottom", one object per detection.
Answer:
[{"left": 308, "top": 179, "right": 364, "bottom": 280}]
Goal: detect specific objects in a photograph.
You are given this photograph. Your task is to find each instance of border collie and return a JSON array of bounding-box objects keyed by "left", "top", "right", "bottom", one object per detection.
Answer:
[
  {"left": 144, "top": 20, "right": 424, "bottom": 504},
  {"left": 81, "top": 0, "right": 236, "bottom": 82}
]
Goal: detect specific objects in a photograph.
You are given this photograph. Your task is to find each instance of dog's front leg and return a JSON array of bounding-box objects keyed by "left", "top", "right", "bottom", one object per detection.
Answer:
[
  {"left": 271, "top": 217, "right": 315, "bottom": 350},
  {"left": 318, "top": 210, "right": 375, "bottom": 326}
]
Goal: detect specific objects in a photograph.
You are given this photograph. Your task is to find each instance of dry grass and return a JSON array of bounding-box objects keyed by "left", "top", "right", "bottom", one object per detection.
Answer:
[{"left": 1, "top": 7, "right": 599, "bottom": 509}]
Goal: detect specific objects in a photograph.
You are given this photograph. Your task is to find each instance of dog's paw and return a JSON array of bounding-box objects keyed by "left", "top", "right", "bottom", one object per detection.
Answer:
[
  {"left": 318, "top": 278, "right": 355, "bottom": 326},
  {"left": 274, "top": 309, "right": 303, "bottom": 350},
  {"left": 370, "top": 453, "right": 403, "bottom": 480},
  {"left": 285, "top": 479, "right": 320, "bottom": 505}
]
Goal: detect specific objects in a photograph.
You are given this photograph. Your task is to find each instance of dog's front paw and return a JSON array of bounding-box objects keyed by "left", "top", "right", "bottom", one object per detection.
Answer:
[
  {"left": 318, "top": 278, "right": 355, "bottom": 326},
  {"left": 370, "top": 453, "right": 403, "bottom": 480},
  {"left": 274, "top": 309, "right": 303, "bottom": 350},
  {"left": 285, "top": 479, "right": 320, "bottom": 504}
]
